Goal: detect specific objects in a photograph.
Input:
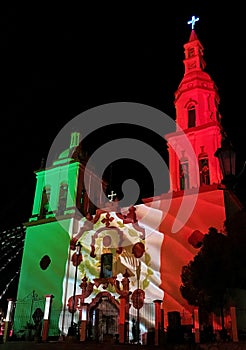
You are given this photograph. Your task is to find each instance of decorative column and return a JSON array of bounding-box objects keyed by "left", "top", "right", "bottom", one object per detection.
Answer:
[
  {"left": 79, "top": 303, "right": 88, "bottom": 342},
  {"left": 119, "top": 296, "right": 126, "bottom": 344},
  {"left": 153, "top": 300, "right": 162, "bottom": 346},
  {"left": 193, "top": 307, "right": 200, "bottom": 343},
  {"left": 131, "top": 242, "right": 145, "bottom": 345},
  {"left": 68, "top": 241, "right": 82, "bottom": 336},
  {"left": 114, "top": 270, "right": 131, "bottom": 344},
  {"left": 230, "top": 306, "right": 238, "bottom": 342},
  {"left": 160, "top": 306, "right": 164, "bottom": 345},
  {"left": 3, "top": 299, "right": 14, "bottom": 343},
  {"left": 42, "top": 294, "right": 54, "bottom": 342}
]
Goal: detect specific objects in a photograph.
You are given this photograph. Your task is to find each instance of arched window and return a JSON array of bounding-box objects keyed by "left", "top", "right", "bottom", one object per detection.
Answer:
[
  {"left": 58, "top": 183, "right": 68, "bottom": 213},
  {"left": 40, "top": 186, "right": 51, "bottom": 218},
  {"left": 199, "top": 153, "right": 210, "bottom": 186},
  {"left": 188, "top": 105, "right": 196, "bottom": 128},
  {"left": 188, "top": 47, "right": 195, "bottom": 58},
  {"left": 179, "top": 160, "right": 189, "bottom": 190}
]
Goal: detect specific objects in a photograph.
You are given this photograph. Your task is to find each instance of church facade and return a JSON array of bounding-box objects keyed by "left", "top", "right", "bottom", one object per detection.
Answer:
[{"left": 13, "top": 19, "right": 236, "bottom": 343}]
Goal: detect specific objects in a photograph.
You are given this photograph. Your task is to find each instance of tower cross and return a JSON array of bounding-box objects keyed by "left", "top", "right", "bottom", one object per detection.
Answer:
[
  {"left": 108, "top": 190, "right": 117, "bottom": 202},
  {"left": 187, "top": 15, "right": 199, "bottom": 30}
]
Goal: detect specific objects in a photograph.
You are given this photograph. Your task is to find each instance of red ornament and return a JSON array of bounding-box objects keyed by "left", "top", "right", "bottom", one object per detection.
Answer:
[
  {"left": 132, "top": 289, "right": 145, "bottom": 309},
  {"left": 116, "top": 247, "right": 122, "bottom": 254},
  {"left": 70, "top": 238, "right": 77, "bottom": 250},
  {"left": 71, "top": 252, "right": 82, "bottom": 266},
  {"left": 132, "top": 242, "right": 145, "bottom": 258}
]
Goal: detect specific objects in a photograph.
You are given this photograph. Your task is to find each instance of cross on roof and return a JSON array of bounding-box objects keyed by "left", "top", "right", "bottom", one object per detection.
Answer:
[
  {"left": 108, "top": 190, "right": 117, "bottom": 202},
  {"left": 187, "top": 15, "right": 199, "bottom": 30}
]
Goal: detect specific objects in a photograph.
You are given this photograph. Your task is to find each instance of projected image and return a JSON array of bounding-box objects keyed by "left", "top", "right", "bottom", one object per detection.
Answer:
[
  {"left": 59, "top": 206, "right": 164, "bottom": 340},
  {"left": 58, "top": 188, "right": 227, "bottom": 343}
]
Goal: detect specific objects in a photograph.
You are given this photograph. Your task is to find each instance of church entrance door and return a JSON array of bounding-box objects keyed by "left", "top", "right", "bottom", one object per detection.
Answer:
[{"left": 88, "top": 291, "right": 120, "bottom": 343}]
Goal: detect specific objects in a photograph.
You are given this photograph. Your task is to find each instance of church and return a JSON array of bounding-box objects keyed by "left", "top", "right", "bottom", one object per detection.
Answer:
[{"left": 11, "top": 17, "right": 242, "bottom": 344}]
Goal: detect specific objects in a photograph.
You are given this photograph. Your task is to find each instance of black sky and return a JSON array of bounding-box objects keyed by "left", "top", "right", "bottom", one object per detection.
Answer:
[{"left": 1, "top": 3, "right": 245, "bottom": 230}]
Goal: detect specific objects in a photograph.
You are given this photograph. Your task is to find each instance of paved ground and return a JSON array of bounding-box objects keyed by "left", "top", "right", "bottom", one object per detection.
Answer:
[
  {"left": 0, "top": 340, "right": 158, "bottom": 350},
  {"left": 1, "top": 340, "right": 246, "bottom": 350},
  {"left": 0, "top": 339, "right": 200, "bottom": 350}
]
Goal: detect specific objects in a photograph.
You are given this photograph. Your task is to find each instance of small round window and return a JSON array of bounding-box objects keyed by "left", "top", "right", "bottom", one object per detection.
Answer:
[{"left": 40, "top": 255, "right": 51, "bottom": 270}]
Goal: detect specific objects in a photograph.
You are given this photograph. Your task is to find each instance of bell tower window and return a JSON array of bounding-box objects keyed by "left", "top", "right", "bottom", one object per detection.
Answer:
[
  {"left": 58, "top": 183, "right": 68, "bottom": 214},
  {"left": 188, "top": 47, "right": 195, "bottom": 58},
  {"left": 40, "top": 186, "right": 51, "bottom": 218},
  {"left": 188, "top": 105, "right": 196, "bottom": 128},
  {"left": 179, "top": 156, "right": 189, "bottom": 190}
]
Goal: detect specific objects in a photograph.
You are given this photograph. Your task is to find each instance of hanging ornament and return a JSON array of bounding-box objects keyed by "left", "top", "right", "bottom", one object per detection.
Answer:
[
  {"left": 132, "top": 289, "right": 145, "bottom": 309},
  {"left": 132, "top": 242, "right": 145, "bottom": 258},
  {"left": 71, "top": 252, "right": 83, "bottom": 266}
]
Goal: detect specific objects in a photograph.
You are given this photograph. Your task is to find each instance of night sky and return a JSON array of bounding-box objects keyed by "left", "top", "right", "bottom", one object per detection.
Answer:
[{"left": 1, "top": 3, "right": 245, "bottom": 230}]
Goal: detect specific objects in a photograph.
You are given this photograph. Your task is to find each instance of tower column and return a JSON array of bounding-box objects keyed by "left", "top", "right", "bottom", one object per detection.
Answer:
[
  {"left": 153, "top": 299, "right": 162, "bottom": 346},
  {"left": 42, "top": 294, "right": 54, "bottom": 342},
  {"left": 194, "top": 307, "right": 200, "bottom": 343},
  {"left": 230, "top": 306, "right": 238, "bottom": 342},
  {"left": 3, "top": 299, "right": 14, "bottom": 343},
  {"left": 118, "top": 296, "right": 126, "bottom": 343},
  {"left": 79, "top": 303, "right": 88, "bottom": 341}
]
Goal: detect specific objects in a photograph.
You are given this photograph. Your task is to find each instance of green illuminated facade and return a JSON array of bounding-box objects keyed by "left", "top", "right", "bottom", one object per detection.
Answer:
[{"left": 14, "top": 133, "right": 106, "bottom": 337}]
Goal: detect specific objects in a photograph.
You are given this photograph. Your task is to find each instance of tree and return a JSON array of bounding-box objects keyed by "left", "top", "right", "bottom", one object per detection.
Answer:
[
  {"left": 180, "top": 227, "right": 231, "bottom": 330},
  {"left": 224, "top": 208, "right": 246, "bottom": 290},
  {"left": 181, "top": 209, "right": 246, "bottom": 333}
]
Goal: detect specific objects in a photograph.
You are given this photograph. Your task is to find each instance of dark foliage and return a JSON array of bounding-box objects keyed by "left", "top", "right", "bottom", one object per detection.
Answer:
[{"left": 180, "top": 209, "right": 246, "bottom": 315}]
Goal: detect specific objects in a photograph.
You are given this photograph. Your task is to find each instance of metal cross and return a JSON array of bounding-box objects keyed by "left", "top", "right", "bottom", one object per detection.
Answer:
[
  {"left": 108, "top": 190, "right": 117, "bottom": 202},
  {"left": 187, "top": 15, "right": 199, "bottom": 30}
]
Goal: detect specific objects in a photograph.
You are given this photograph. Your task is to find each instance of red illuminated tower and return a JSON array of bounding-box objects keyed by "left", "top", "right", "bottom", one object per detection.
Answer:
[
  {"left": 156, "top": 19, "right": 245, "bottom": 332},
  {"left": 144, "top": 18, "right": 236, "bottom": 326},
  {"left": 166, "top": 23, "right": 223, "bottom": 191}
]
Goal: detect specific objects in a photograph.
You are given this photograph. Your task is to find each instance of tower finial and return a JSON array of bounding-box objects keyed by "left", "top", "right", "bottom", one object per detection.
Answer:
[{"left": 187, "top": 15, "right": 199, "bottom": 30}]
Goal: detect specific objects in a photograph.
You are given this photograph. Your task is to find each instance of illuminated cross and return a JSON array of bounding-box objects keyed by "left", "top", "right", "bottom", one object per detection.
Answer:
[
  {"left": 187, "top": 15, "right": 199, "bottom": 30},
  {"left": 108, "top": 190, "right": 117, "bottom": 202}
]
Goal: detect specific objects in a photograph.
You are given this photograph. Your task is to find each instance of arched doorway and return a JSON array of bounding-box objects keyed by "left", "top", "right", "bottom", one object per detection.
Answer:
[{"left": 88, "top": 291, "right": 120, "bottom": 343}]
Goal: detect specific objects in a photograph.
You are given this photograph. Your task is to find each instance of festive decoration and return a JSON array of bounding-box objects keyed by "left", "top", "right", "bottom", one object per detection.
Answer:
[
  {"left": 131, "top": 289, "right": 145, "bottom": 309},
  {"left": 101, "top": 212, "right": 114, "bottom": 227},
  {"left": 116, "top": 206, "right": 137, "bottom": 224},
  {"left": 71, "top": 251, "right": 82, "bottom": 266},
  {"left": 132, "top": 242, "right": 145, "bottom": 258},
  {"left": 67, "top": 276, "right": 94, "bottom": 313},
  {"left": 69, "top": 237, "right": 77, "bottom": 251},
  {"left": 79, "top": 276, "right": 94, "bottom": 300}
]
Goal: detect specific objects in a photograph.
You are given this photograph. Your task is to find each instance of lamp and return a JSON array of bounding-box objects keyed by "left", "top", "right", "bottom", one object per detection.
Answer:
[
  {"left": 214, "top": 137, "right": 244, "bottom": 220},
  {"left": 214, "top": 137, "right": 236, "bottom": 189},
  {"left": 68, "top": 241, "right": 82, "bottom": 337}
]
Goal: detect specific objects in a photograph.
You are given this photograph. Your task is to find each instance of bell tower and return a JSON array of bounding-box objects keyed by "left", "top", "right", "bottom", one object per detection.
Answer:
[
  {"left": 30, "top": 131, "right": 106, "bottom": 221},
  {"left": 166, "top": 16, "right": 223, "bottom": 192}
]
